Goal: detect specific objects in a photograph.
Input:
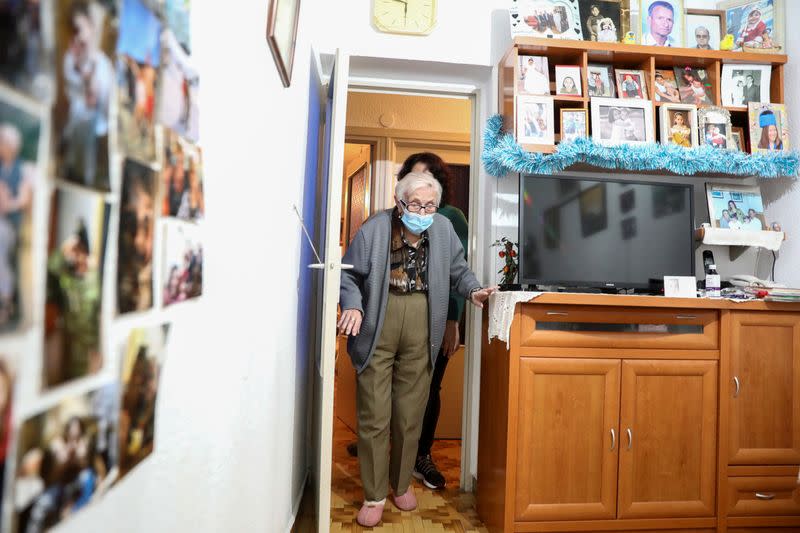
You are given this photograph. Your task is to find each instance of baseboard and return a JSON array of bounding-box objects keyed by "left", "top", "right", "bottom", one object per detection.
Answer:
[{"left": 285, "top": 469, "right": 310, "bottom": 533}]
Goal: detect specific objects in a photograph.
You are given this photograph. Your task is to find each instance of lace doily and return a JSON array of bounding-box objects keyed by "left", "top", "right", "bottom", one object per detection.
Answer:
[{"left": 487, "top": 291, "right": 542, "bottom": 348}]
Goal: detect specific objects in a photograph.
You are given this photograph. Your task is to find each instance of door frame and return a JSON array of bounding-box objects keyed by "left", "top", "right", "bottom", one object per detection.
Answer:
[{"left": 346, "top": 76, "right": 484, "bottom": 490}]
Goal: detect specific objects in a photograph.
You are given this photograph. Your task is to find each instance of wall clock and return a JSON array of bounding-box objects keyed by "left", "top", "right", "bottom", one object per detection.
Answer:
[{"left": 372, "top": 0, "right": 437, "bottom": 35}]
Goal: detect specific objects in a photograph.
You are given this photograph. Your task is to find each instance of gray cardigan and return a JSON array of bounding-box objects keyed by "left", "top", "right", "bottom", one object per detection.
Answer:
[{"left": 340, "top": 209, "right": 481, "bottom": 374}]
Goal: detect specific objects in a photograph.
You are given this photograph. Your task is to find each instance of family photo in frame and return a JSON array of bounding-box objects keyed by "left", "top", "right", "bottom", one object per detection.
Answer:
[{"left": 705, "top": 183, "right": 766, "bottom": 231}]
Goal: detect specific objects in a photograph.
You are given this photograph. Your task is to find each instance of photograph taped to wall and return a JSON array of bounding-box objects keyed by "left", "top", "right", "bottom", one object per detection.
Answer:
[
  {"left": 640, "top": 0, "right": 685, "bottom": 47},
  {"left": 705, "top": 182, "right": 766, "bottom": 231},
  {"left": 118, "top": 324, "right": 170, "bottom": 480},
  {"left": 748, "top": 102, "right": 789, "bottom": 153},
  {"left": 653, "top": 69, "right": 680, "bottom": 103},
  {"left": 116, "top": 0, "right": 162, "bottom": 163},
  {"left": 158, "top": 29, "right": 199, "bottom": 142},
  {"left": 53, "top": 0, "right": 117, "bottom": 191},
  {"left": 164, "top": 0, "right": 191, "bottom": 53},
  {"left": 591, "top": 98, "right": 653, "bottom": 146},
  {"left": 698, "top": 106, "right": 733, "bottom": 150},
  {"left": 555, "top": 65, "right": 582, "bottom": 96},
  {"left": 511, "top": 0, "right": 584, "bottom": 39},
  {"left": 12, "top": 382, "right": 119, "bottom": 533},
  {"left": 44, "top": 187, "right": 110, "bottom": 389},
  {"left": 117, "top": 159, "right": 156, "bottom": 315},
  {"left": 659, "top": 103, "right": 698, "bottom": 148},
  {"left": 516, "top": 95, "right": 555, "bottom": 146},
  {"left": 518, "top": 55, "right": 551, "bottom": 96},
  {"left": 673, "top": 66, "right": 713, "bottom": 106},
  {"left": 686, "top": 11, "right": 724, "bottom": 50},
  {"left": 0, "top": 87, "right": 46, "bottom": 335},
  {"left": 615, "top": 69, "right": 647, "bottom": 99},
  {"left": 721, "top": 0, "right": 781, "bottom": 50},
  {"left": 162, "top": 128, "right": 204, "bottom": 221},
  {"left": 0, "top": 0, "right": 54, "bottom": 101},
  {"left": 587, "top": 63, "right": 616, "bottom": 97},
  {"left": 579, "top": 0, "right": 623, "bottom": 42},
  {"left": 162, "top": 221, "right": 202, "bottom": 307},
  {"left": 720, "top": 63, "right": 771, "bottom": 108}
]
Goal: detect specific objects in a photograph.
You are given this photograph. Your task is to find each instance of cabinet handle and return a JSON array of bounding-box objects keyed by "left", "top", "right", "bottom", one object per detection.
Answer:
[
  {"left": 733, "top": 376, "right": 740, "bottom": 398},
  {"left": 675, "top": 315, "right": 697, "bottom": 320},
  {"left": 546, "top": 311, "right": 569, "bottom": 316},
  {"left": 626, "top": 428, "right": 633, "bottom": 450},
  {"left": 610, "top": 429, "right": 616, "bottom": 451},
  {"left": 755, "top": 492, "right": 775, "bottom": 500}
]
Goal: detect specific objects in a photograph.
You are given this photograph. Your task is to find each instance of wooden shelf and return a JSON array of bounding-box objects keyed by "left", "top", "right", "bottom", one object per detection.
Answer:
[{"left": 513, "top": 37, "right": 788, "bottom": 66}]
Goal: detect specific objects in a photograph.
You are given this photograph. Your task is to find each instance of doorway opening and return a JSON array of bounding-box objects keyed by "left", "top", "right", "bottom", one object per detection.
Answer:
[{"left": 330, "top": 89, "right": 482, "bottom": 529}]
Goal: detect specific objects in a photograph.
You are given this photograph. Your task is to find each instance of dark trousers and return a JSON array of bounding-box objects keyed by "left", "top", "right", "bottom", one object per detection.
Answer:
[{"left": 416, "top": 347, "right": 450, "bottom": 457}]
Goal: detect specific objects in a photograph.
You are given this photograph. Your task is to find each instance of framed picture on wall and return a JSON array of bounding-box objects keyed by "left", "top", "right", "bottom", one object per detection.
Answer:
[
  {"left": 720, "top": 0, "right": 784, "bottom": 51},
  {"left": 705, "top": 182, "right": 766, "bottom": 231},
  {"left": 686, "top": 9, "right": 725, "bottom": 50},
  {"left": 639, "top": 0, "right": 685, "bottom": 47},
  {"left": 266, "top": 0, "right": 301, "bottom": 87}
]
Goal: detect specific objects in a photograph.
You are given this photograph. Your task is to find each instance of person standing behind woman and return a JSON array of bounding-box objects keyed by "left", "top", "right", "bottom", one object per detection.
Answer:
[{"left": 396, "top": 153, "right": 469, "bottom": 491}]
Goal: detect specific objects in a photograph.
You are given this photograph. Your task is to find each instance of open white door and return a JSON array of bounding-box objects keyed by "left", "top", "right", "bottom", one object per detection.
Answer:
[{"left": 308, "top": 49, "right": 349, "bottom": 533}]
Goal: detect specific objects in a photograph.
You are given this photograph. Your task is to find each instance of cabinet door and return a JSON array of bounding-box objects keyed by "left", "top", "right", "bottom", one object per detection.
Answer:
[
  {"left": 514, "top": 358, "right": 620, "bottom": 521},
  {"left": 729, "top": 312, "right": 800, "bottom": 465},
  {"left": 618, "top": 360, "right": 717, "bottom": 519}
]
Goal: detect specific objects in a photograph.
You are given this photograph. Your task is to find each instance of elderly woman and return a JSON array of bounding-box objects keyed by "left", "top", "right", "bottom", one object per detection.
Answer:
[{"left": 339, "top": 171, "right": 494, "bottom": 526}]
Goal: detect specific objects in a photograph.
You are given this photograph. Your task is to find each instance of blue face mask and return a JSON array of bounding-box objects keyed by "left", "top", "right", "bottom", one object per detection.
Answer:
[{"left": 401, "top": 210, "right": 434, "bottom": 235}]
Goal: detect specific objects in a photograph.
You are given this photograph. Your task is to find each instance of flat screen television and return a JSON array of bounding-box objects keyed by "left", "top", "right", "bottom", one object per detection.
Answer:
[{"left": 519, "top": 174, "right": 695, "bottom": 291}]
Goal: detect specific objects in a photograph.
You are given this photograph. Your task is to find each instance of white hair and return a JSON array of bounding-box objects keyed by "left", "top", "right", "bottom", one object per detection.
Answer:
[
  {"left": 395, "top": 171, "right": 442, "bottom": 205},
  {"left": 0, "top": 123, "right": 22, "bottom": 153}
]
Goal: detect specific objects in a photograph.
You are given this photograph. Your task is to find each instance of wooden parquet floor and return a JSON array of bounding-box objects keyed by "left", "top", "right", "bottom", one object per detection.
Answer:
[{"left": 294, "top": 417, "right": 488, "bottom": 532}]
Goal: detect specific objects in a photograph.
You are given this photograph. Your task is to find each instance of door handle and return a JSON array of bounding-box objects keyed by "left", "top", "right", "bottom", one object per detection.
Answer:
[
  {"left": 308, "top": 262, "right": 354, "bottom": 270},
  {"left": 675, "top": 315, "right": 697, "bottom": 320},
  {"left": 755, "top": 492, "right": 775, "bottom": 500},
  {"left": 546, "top": 311, "right": 569, "bottom": 316},
  {"left": 626, "top": 428, "right": 633, "bottom": 450},
  {"left": 610, "top": 429, "right": 616, "bottom": 451},
  {"left": 733, "top": 376, "right": 740, "bottom": 398}
]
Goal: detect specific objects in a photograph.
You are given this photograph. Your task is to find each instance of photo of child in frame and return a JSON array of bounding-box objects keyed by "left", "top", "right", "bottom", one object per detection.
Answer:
[
  {"left": 667, "top": 110, "right": 692, "bottom": 147},
  {"left": 674, "top": 66, "right": 713, "bottom": 105},
  {"left": 654, "top": 70, "right": 680, "bottom": 102}
]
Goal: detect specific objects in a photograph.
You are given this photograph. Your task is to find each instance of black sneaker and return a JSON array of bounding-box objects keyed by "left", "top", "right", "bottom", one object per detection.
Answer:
[{"left": 413, "top": 454, "right": 446, "bottom": 490}]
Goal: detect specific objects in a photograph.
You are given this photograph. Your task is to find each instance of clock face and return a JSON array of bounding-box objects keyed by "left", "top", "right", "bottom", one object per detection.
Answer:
[{"left": 373, "top": 0, "right": 436, "bottom": 35}]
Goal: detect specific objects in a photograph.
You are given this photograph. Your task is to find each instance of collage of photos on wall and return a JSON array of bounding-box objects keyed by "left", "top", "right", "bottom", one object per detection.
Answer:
[{"left": 0, "top": 0, "right": 200, "bottom": 529}]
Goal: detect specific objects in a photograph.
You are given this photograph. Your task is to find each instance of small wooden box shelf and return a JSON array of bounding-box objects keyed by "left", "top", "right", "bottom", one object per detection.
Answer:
[{"left": 499, "top": 37, "right": 788, "bottom": 153}]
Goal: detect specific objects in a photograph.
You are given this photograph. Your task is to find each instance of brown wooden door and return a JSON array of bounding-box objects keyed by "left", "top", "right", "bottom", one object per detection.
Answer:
[
  {"left": 514, "top": 358, "right": 619, "bottom": 521},
  {"left": 729, "top": 312, "right": 800, "bottom": 465},
  {"left": 618, "top": 360, "right": 717, "bottom": 519}
]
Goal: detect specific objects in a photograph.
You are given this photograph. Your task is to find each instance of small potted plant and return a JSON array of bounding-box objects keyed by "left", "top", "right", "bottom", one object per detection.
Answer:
[{"left": 491, "top": 237, "right": 521, "bottom": 291}]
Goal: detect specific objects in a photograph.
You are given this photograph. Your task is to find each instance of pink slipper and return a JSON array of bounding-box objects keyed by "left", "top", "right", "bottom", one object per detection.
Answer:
[
  {"left": 357, "top": 500, "right": 385, "bottom": 527},
  {"left": 393, "top": 486, "right": 417, "bottom": 511}
]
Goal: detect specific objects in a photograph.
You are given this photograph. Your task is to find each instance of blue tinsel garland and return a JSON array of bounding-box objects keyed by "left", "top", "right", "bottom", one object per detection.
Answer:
[{"left": 481, "top": 114, "right": 800, "bottom": 178}]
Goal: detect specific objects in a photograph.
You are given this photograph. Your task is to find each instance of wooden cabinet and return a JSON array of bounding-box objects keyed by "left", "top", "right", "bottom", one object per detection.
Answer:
[
  {"left": 618, "top": 360, "right": 717, "bottom": 519},
  {"left": 514, "top": 358, "right": 619, "bottom": 521},
  {"left": 728, "top": 312, "right": 800, "bottom": 465}
]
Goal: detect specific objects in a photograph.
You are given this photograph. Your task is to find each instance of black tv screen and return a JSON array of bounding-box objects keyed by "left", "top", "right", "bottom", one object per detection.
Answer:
[{"left": 519, "top": 175, "right": 695, "bottom": 290}]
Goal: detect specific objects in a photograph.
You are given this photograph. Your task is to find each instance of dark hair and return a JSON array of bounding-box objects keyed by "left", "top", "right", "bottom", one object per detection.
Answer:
[
  {"left": 69, "top": 1, "right": 91, "bottom": 27},
  {"left": 397, "top": 152, "right": 454, "bottom": 205},
  {"left": 648, "top": 1, "right": 674, "bottom": 16}
]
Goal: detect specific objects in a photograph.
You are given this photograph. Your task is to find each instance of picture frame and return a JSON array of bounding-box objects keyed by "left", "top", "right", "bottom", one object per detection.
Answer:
[
  {"left": 518, "top": 55, "right": 552, "bottom": 96},
  {"left": 705, "top": 182, "right": 766, "bottom": 231},
  {"left": 731, "top": 125, "right": 746, "bottom": 151},
  {"left": 615, "top": 69, "right": 648, "bottom": 99},
  {"left": 748, "top": 102, "right": 790, "bottom": 153},
  {"left": 578, "top": 0, "right": 628, "bottom": 43},
  {"left": 720, "top": 63, "right": 771, "bottom": 108},
  {"left": 555, "top": 65, "right": 582, "bottom": 96},
  {"left": 659, "top": 103, "right": 699, "bottom": 148},
  {"left": 590, "top": 97, "right": 654, "bottom": 146},
  {"left": 673, "top": 66, "right": 714, "bottom": 106},
  {"left": 266, "top": 0, "right": 301, "bottom": 87},
  {"left": 587, "top": 63, "right": 616, "bottom": 97},
  {"left": 719, "top": 0, "right": 784, "bottom": 51},
  {"left": 640, "top": 0, "right": 685, "bottom": 47},
  {"left": 686, "top": 9, "right": 725, "bottom": 50},
  {"left": 516, "top": 95, "right": 556, "bottom": 146},
  {"left": 511, "top": 0, "right": 585, "bottom": 39},
  {"left": 560, "top": 108, "right": 588, "bottom": 141},
  {"left": 653, "top": 69, "right": 681, "bottom": 103},
  {"left": 698, "top": 106, "right": 733, "bottom": 150}
]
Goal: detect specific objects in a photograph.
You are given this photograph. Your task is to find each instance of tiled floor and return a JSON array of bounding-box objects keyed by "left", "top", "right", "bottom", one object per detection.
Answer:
[{"left": 294, "top": 417, "right": 488, "bottom": 532}]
